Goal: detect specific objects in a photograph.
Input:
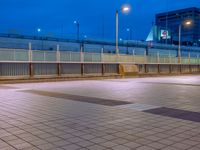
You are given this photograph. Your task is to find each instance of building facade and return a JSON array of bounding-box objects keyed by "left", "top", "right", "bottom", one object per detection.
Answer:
[{"left": 156, "top": 7, "right": 200, "bottom": 46}]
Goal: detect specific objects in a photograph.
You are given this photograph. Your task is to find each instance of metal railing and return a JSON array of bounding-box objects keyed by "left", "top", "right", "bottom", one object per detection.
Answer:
[{"left": 0, "top": 48, "right": 199, "bottom": 64}]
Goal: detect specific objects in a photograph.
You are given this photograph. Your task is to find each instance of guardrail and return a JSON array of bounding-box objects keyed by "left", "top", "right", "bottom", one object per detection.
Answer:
[{"left": 0, "top": 48, "right": 199, "bottom": 64}]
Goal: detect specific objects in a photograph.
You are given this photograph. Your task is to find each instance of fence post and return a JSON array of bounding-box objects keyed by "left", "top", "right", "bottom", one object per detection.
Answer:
[
  {"left": 28, "top": 42, "right": 34, "bottom": 77},
  {"left": 56, "top": 44, "right": 60, "bottom": 62},
  {"left": 157, "top": 51, "right": 160, "bottom": 64},
  {"left": 13, "top": 49, "right": 16, "bottom": 61},
  {"left": 144, "top": 50, "right": 147, "bottom": 64},
  {"left": 57, "top": 44, "right": 61, "bottom": 77},
  {"left": 28, "top": 42, "right": 32, "bottom": 62},
  {"left": 80, "top": 45, "right": 83, "bottom": 62},
  {"left": 189, "top": 52, "right": 191, "bottom": 64},
  {"left": 169, "top": 51, "right": 171, "bottom": 64},
  {"left": 44, "top": 51, "right": 46, "bottom": 62},
  {"left": 133, "top": 49, "right": 135, "bottom": 63},
  {"left": 101, "top": 48, "right": 104, "bottom": 62}
]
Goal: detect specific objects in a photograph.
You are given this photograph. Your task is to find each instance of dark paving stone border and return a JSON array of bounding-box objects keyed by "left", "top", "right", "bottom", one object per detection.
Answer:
[
  {"left": 141, "top": 82, "right": 200, "bottom": 87},
  {"left": 22, "top": 90, "right": 132, "bottom": 106},
  {"left": 144, "top": 107, "right": 200, "bottom": 123}
]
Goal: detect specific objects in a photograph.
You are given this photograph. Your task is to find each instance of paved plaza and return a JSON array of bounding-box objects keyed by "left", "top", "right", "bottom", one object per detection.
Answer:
[{"left": 0, "top": 75, "right": 200, "bottom": 150}]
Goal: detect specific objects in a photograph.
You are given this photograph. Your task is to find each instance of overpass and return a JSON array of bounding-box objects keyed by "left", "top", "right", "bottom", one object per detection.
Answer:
[{"left": 0, "top": 34, "right": 200, "bottom": 80}]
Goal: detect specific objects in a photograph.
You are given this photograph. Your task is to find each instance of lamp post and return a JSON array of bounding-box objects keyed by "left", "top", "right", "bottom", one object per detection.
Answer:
[
  {"left": 74, "top": 21, "right": 80, "bottom": 41},
  {"left": 116, "top": 5, "right": 130, "bottom": 54},
  {"left": 178, "top": 20, "right": 192, "bottom": 63}
]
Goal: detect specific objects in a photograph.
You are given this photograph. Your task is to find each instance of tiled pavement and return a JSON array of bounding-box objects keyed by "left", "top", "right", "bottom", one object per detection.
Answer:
[{"left": 0, "top": 75, "right": 200, "bottom": 150}]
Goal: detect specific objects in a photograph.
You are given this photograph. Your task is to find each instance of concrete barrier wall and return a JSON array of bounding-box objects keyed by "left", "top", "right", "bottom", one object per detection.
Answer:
[
  {"left": 0, "top": 63, "right": 29, "bottom": 76},
  {"left": 171, "top": 65, "right": 181, "bottom": 74},
  {"left": 61, "top": 64, "right": 81, "bottom": 75},
  {"left": 0, "top": 63, "right": 200, "bottom": 80},
  {"left": 160, "top": 65, "right": 170, "bottom": 74},
  {"left": 33, "top": 63, "right": 58, "bottom": 76},
  {"left": 84, "top": 64, "right": 102, "bottom": 74},
  {"left": 0, "top": 63, "right": 120, "bottom": 79}
]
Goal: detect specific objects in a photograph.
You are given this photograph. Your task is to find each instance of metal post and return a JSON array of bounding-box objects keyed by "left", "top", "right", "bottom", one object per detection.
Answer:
[
  {"left": 44, "top": 52, "right": 46, "bottom": 62},
  {"left": 56, "top": 44, "right": 61, "bottom": 77},
  {"left": 169, "top": 51, "right": 171, "bottom": 64},
  {"left": 28, "top": 42, "right": 32, "bottom": 62},
  {"left": 157, "top": 51, "right": 160, "bottom": 64},
  {"left": 56, "top": 44, "right": 60, "bottom": 62},
  {"left": 133, "top": 49, "right": 135, "bottom": 62},
  {"left": 144, "top": 50, "right": 147, "bottom": 63},
  {"left": 178, "top": 24, "right": 181, "bottom": 64},
  {"left": 101, "top": 48, "right": 104, "bottom": 62},
  {"left": 189, "top": 52, "right": 190, "bottom": 64},
  {"left": 80, "top": 45, "right": 83, "bottom": 62},
  {"left": 13, "top": 49, "right": 16, "bottom": 61},
  {"left": 116, "top": 10, "right": 119, "bottom": 54},
  {"left": 28, "top": 42, "right": 34, "bottom": 78}
]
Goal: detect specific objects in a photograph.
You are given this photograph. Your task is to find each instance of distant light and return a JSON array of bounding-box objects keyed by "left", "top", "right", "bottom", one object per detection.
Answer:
[
  {"left": 84, "top": 35, "right": 87, "bottom": 38},
  {"left": 127, "top": 28, "right": 130, "bottom": 32},
  {"left": 122, "top": 5, "right": 130, "bottom": 13},
  {"left": 37, "top": 28, "right": 41, "bottom": 32},
  {"left": 119, "top": 38, "right": 123, "bottom": 41},
  {"left": 185, "top": 21, "right": 192, "bottom": 25},
  {"left": 74, "top": 21, "right": 77, "bottom": 24}
]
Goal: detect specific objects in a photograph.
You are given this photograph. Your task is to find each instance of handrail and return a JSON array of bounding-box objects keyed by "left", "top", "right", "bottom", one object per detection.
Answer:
[{"left": 0, "top": 48, "right": 199, "bottom": 65}]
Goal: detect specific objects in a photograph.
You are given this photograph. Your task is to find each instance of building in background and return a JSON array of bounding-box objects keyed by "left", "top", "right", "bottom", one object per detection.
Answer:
[{"left": 147, "top": 7, "right": 200, "bottom": 47}]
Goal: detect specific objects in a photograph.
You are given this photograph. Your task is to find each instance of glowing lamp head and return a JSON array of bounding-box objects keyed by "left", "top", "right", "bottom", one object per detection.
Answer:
[
  {"left": 185, "top": 21, "right": 192, "bottom": 26},
  {"left": 37, "top": 28, "right": 41, "bottom": 32},
  {"left": 121, "top": 5, "right": 130, "bottom": 13}
]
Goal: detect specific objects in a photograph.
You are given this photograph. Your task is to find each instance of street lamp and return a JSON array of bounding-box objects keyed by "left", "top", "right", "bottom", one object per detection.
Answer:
[
  {"left": 178, "top": 20, "right": 192, "bottom": 63},
  {"left": 116, "top": 4, "right": 131, "bottom": 54},
  {"left": 37, "top": 28, "right": 41, "bottom": 33},
  {"left": 74, "top": 21, "right": 80, "bottom": 41}
]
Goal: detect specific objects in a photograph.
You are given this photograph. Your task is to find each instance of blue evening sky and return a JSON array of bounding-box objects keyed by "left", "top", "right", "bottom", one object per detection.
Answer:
[{"left": 0, "top": 0, "right": 199, "bottom": 40}]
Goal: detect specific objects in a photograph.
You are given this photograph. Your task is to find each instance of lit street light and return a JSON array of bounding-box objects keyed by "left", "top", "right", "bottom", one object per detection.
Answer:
[
  {"left": 74, "top": 21, "right": 80, "bottom": 41},
  {"left": 37, "top": 28, "right": 41, "bottom": 33},
  {"left": 116, "top": 4, "right": 131, "bottom": 54},
  {"left": 178, "top": 20, "right": 192, "bottom": 63}
]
